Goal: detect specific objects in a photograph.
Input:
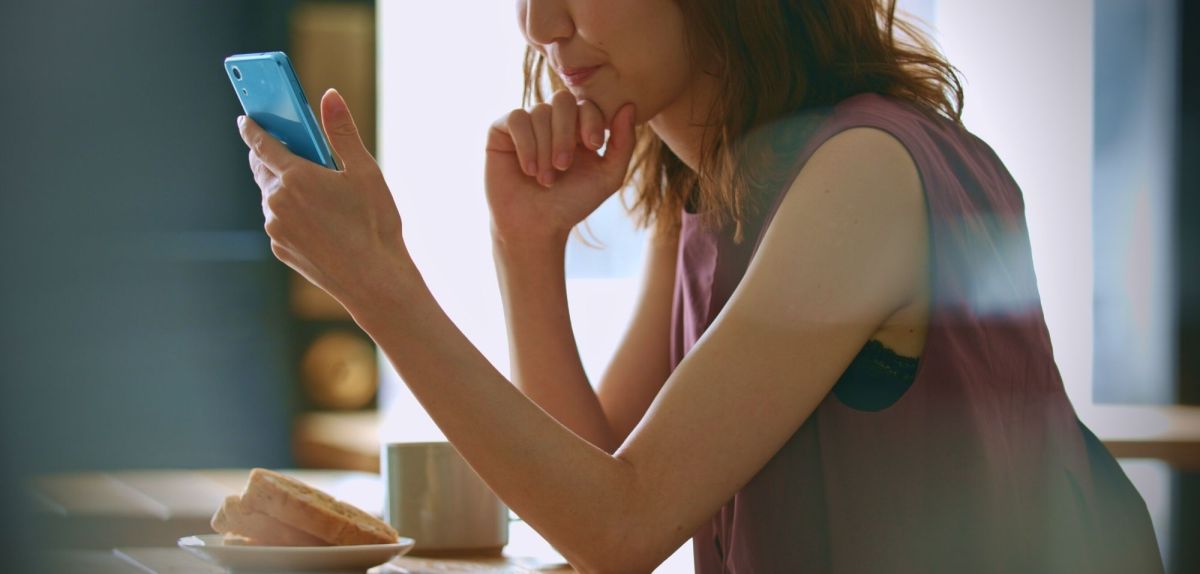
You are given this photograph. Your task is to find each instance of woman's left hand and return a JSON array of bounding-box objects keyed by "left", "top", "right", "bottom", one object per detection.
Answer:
[{"left": 237, "top": 89, "right": 408, "bottom": 310}]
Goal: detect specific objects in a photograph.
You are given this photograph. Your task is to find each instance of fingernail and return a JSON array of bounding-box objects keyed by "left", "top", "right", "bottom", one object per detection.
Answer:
[
  {"left": 540, "top": 170, "right": 555, "bottom": 187},
  {"left": 526, "top": 161, "right": 538, "bottom": 176},
  {"left": 328, "top": 89, "right": 347, "bottom": 117},
  {"left": 590, "top": 133, "right": 604, "bottom": 148},
  {"left": 237, "top": 115, "right": 246, "bottom": 128},
  {"left": 554, "top": 152, "right": 571, "bottom": 170}
]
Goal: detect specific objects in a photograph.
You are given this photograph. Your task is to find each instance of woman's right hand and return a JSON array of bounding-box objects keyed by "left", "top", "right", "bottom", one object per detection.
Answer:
[{"left": 485, "top": 90, "right": 637, "bottom": 246}]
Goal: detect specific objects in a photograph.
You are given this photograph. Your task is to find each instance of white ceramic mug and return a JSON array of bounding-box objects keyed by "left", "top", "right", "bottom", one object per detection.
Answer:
[{"left": 381, "top": 442, "right": 509, "bottom": 556}]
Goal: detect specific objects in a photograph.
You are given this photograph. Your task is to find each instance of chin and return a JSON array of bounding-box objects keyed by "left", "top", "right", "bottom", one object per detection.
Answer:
[
  {"left": 574, "top": 91, "right": 615, "bottom": 122},
  {"left": 569, "top": 83, "right": 647, "bottom": 126},
  {"left": 595, "top": 95, "right": 643, "bottom": 126}
]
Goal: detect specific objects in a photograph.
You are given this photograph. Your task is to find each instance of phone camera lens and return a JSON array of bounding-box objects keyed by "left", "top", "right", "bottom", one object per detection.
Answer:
[{"left": 232, "top": 66, "right": 243, "bottom": 81}]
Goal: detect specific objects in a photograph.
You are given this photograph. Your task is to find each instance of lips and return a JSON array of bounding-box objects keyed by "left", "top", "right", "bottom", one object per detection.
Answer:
[{"left": 556, "top": 65, "right": 601, "bottom": 87}]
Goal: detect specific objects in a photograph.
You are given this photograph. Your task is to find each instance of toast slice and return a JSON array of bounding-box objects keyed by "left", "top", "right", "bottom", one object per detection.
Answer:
[
  {"left": 211, "top": 495, "right": 327, "bottom": 546},
  {"left": 238, "top": 468, "right": 399, "bottom": 546}
]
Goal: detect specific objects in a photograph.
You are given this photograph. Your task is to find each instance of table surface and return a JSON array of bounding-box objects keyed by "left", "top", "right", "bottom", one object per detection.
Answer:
[
  {"left": 43, "top": 402, "right": 1200, "bottom": 573},
  {"left": 50, "top": 539, "right": 570, "bottom": 574},
  {"left": 31, "top": 469, "right": 573, "bottom": 573}
]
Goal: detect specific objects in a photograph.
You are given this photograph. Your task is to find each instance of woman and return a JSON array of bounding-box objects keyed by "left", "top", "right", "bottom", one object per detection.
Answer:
[{"left": 237, "top": 0, "right": 1163, "bottom": 571}]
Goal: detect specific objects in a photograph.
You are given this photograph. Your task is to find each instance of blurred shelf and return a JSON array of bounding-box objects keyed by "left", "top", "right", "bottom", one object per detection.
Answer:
[
  {"left": 290, "top": 271, "right": 354, "bottom": 320},
  {"left": 293, "top": 411, "right": 381, "bottom": 472},
  {"left": 1080, "top": 404, "right": 1200, "bottom": 471}
]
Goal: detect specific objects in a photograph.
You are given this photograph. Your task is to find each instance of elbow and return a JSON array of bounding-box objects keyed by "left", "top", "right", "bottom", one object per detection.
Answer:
[
  {"left": 567, "top": 490, "right": 666, "bottom": 572},
  {"left": 559, "top": 457, "right": 669, "bottom": 573},
  {"left": 569, "top": 544, "right": 662, "bottom": 574}
]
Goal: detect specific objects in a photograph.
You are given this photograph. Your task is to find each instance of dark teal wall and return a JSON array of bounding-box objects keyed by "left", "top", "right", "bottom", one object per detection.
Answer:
[{"left": 0, "top": 0, "right": 301, "bottom": 479}]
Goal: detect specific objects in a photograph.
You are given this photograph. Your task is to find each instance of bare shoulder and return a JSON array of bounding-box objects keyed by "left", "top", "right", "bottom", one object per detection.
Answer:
[
  {"left": 741, "top": 126, "right": 929, "bottom": 320},
  {"left": 782, "top": 126, "right": 924, "bottom": 215}
]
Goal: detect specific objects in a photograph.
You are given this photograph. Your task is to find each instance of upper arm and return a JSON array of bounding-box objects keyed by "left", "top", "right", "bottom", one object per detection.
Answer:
[
  {"left": 595, "top": 223, "right": 681, "bottom": 446},
  {"left": 607, "top": 128, "right": 928, "bottom": 570}
]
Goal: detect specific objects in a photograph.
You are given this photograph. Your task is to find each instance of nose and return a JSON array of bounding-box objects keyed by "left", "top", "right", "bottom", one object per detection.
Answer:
[{"left": 523, "top": 0, "right": 574, "bottom": 47}]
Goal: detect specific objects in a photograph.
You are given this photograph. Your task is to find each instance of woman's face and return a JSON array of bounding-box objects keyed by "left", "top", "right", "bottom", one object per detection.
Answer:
[{"left": 516, "top": 0, "right": 697, "bottom": 123}]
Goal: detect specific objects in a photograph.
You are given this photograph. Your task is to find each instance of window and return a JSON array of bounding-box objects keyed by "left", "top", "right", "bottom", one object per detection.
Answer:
[
  {"left": 1093, "top": 0, "right": 1178, "bottom": 405},
  {"left": 374, "top": 1, "right": 648, "bottom": 438},
  {"left": 375, "top": 2, "right": 679, "bottom": 565}
]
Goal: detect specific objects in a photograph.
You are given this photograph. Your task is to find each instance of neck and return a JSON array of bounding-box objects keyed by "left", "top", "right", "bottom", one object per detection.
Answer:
[{"left": 647, "top": 72, "right": 720, "bottom": 173}]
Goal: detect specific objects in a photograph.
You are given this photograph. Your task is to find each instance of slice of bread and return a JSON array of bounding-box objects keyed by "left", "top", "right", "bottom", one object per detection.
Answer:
[
  {"left": 211, "top": 494, "right": 326, "bottom": 546},
  {"left": 237, "top": 468, "right": 399, "bottom": 546}
]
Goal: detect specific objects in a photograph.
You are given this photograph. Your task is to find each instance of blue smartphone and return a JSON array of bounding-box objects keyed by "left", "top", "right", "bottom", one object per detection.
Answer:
[{"left": 224, "top": 51, "right": 337, "bottom": 170}]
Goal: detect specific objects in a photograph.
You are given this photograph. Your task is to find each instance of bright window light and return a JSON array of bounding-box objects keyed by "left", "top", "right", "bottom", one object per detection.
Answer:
[{"left": 375, "top": 0, "right": 647, "bottom": 439}]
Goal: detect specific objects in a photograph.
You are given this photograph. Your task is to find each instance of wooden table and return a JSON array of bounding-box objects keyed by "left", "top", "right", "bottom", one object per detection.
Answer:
[
  {"left": 30, "top": 469, "right": 572, "bottom": 573},
  {"left": 48, "top": 544, "right": 568, "bottom": 573}
]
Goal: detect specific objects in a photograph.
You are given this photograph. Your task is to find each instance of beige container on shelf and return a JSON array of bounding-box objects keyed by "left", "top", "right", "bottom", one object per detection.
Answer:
[
  {"left": 301, "top": 331, "right": 378, "bottom": 410},
  {"left": 290, "top": 1, "right": 376, "bottom": 154}
]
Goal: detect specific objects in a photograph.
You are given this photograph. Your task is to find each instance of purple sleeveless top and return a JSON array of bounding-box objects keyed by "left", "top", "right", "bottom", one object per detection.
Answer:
[{"left": 670, "top": 93, "right": 1162, "bottom": 573}]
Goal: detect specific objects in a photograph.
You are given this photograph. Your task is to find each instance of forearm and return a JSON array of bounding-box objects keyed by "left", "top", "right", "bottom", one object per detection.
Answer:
[
  {"left": 345, "top": 263, "right": 635, "bottom": 570},
  {"left": 594, "top": 229, "right": 680, "bottom": 443},
  {"left": 491, "top": 234, "right": 618, "bottom": 452}
]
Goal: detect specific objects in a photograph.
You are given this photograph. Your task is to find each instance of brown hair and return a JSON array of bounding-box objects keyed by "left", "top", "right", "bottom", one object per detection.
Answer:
[{"left": 524, "top": 0, "right": 963, "bottom": 242}]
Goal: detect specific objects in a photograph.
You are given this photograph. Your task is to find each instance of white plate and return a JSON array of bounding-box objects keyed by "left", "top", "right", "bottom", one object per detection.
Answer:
[{"left": 178, "top": 534, "right": 415, "bottom": 573}]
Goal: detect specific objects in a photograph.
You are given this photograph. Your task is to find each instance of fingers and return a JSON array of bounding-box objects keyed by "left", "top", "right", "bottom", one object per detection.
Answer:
[
  {"left": 493, "top": 91, "right": 617, "bottom": 188},
  {"left": 550, "top": 90, "right": 578, "bottom": 172},
  {"left": 601, "top": 103, "right": 638, "bottom": 175},
  {"left": 503, "top": 110, "right": 538, "bottom": 178},
  {"left": 238, "top": 116, "right": 294, "bottom": 173},
  {"left": 249, "top": 150, "right": 278, "bottom": 189},
  {"left": 577, "top": 100, "right": 605, "bottom": 152},
  {"left": 529, "top": 104, "right": 554, "bottom": 187},
  {"left": 320, "top": 89, "right": 371, "bottom": 171}
]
